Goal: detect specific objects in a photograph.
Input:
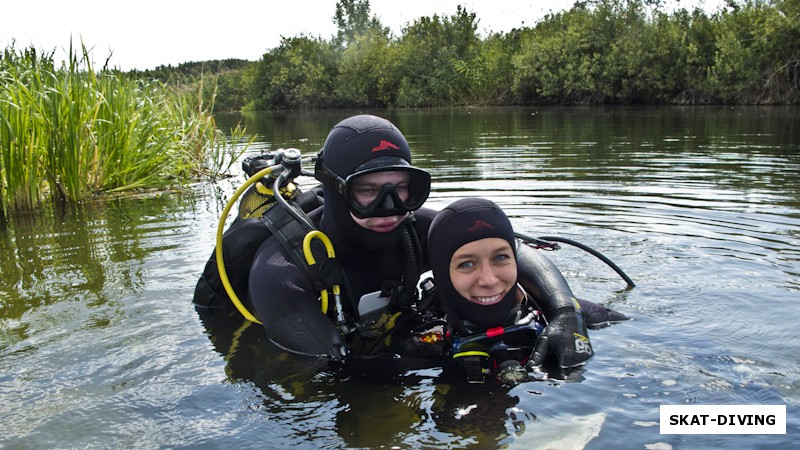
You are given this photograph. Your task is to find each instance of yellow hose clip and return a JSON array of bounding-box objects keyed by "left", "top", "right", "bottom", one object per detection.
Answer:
[
  {"left": 302, "top": 230, "right": 340, "bottom": 315},
  {"left": 452, "top": 350, "right": 491, "bottom": 359}
]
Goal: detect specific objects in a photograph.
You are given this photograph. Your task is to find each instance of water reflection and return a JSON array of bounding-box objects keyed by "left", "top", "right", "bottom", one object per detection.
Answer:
[
  {"left": 0, "top": 191, "right": 202, "bottom": 345},
  {"left": 197, "top": 306, "right": 543, "bottom": 448},
  {"left": 219, "top": 107, "right": 800, "bottom": 203}
]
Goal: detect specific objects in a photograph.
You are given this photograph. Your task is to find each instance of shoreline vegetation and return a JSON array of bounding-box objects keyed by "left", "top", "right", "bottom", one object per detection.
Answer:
[
  {"left": 132, "top": 0, "right": 799, "bottom": 110},
  {"left": 1, "top": 44, "right": 251, "bottom": 219},
  {"left": 2, "top": 0, "right": 798, "bottom": 218}
]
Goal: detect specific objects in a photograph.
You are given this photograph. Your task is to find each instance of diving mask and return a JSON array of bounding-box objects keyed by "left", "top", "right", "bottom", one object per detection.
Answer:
[{"left": 316, "top": 156, "right": 431, "bottom": 218}]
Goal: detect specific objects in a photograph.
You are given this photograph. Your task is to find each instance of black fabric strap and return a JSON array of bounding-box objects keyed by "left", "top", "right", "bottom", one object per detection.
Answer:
[{"left": 260, "top": 202, "right": 345, "bottom": 293}]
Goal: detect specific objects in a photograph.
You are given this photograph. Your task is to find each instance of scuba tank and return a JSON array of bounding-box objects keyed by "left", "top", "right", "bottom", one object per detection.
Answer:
[
  {"left": 238, "top": 152, "right": 299, "bottom": 218},
  {"left": 237, "top": 150, "right": 325, "bottom": 219}
]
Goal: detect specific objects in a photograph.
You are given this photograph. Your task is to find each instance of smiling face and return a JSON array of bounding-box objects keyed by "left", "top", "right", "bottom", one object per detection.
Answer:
[{"left": 449, "top": 237, "right": 517, "bottom": 306}]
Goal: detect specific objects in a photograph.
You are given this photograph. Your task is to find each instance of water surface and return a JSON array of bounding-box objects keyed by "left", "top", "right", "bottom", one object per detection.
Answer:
[{"left": 1, "top": 106, "right": 798, "bottom": 448}]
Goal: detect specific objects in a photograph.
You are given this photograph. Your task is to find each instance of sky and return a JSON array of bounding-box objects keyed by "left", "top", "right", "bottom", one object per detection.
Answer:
[{"left": 2, "top": 0, "right": 725, "bottom": 71}]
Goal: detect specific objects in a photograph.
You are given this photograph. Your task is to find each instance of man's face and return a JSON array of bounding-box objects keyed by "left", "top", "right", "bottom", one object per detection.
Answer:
[{"left": 348, "top": 171, "right": 410, "bottom": 232}]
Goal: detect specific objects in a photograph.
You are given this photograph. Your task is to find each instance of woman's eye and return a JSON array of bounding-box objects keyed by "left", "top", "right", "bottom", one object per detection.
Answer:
[
  {"left": 493, "top": 254, "right": 512, "bottom": 263},
  {"left": 456, "top": 260, "right": 475, "bottom": 270}
]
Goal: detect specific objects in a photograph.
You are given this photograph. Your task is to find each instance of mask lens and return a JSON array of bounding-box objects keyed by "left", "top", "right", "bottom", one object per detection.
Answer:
[{"left": 346, "top": 167, "right": 430, "bottom": 218}]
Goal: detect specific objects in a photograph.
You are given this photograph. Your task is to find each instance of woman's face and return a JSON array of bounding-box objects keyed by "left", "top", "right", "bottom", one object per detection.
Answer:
[{"left": 449, "top": 237, "right": 517, "bottom": 305}]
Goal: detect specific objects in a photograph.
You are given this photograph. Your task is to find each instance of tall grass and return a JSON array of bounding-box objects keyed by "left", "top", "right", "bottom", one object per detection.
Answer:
[{"left": 0, "top": 42, "right": 247, "bottom": 220}]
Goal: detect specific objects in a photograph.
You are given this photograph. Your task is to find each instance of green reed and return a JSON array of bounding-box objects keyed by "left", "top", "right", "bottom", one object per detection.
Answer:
[{"left": 0, "top": 43, "right": 246, "bottom": 219}]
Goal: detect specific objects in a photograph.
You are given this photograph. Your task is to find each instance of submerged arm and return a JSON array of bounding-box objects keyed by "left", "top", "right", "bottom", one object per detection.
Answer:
[{"left": 249, "top": 238, "right": 348, "bottom": 361}]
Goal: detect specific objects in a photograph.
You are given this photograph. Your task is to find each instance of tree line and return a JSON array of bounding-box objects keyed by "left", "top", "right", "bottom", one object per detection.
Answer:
[{"left": 130, "top": 0, "right": 800, "bottom": 109}]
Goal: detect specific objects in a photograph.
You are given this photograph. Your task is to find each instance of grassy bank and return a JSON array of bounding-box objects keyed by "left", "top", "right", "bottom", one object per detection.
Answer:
[{"left": 0, "top": 43, "right": 249, "bottom": 220}]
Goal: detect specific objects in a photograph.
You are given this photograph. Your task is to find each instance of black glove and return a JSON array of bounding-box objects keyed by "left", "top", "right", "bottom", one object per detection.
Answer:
[{"left": 528, "top": 300, "right": 593, "bottom": 371}]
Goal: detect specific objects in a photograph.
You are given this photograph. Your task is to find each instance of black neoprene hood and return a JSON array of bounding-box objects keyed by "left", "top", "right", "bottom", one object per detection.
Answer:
[
  {"left": 427, "top": 197, "right": 520, "bottom": 328},
  {"left": 319, "top": 115, "right": 412, "bottom": 178},
  {"left": 316, "top": 115, "right": 420, "bottom": 254}
]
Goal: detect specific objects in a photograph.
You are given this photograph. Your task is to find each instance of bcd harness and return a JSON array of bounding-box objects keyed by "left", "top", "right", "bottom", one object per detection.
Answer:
[
  {"left": 261, "top": 198, "right": 424, "bottom": 333},
  {"left": 194, "top": 148, "right": 423, "bottom": 334},
  {"left": 260, "top": 189, "right": 348, "bottom": 321}
]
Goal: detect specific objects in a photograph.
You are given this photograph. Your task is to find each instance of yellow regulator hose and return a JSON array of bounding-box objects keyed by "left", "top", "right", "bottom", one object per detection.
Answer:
[
  {"left": 452, "top": 351, "right": 491, "bottom": 359},
  {"left": 215, "top": 166, "right": 276, "bottom": 325},
  {"left": 215, "top": 161, "right": 330, "bottom": 325}
]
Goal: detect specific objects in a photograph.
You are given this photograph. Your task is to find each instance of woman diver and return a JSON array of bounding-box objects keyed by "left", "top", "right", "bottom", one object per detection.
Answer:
[{"left": 427, "top": 198, "right": 611, "bottom": 383}]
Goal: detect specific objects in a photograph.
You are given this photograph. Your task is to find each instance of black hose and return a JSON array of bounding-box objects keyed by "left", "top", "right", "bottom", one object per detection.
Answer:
[
  {"left": 406, "top": 218, "right": 424, "bottom": 275},
  {"left": 515, "top": 232, "right": 636, "bottom": 288},
  {"left": 273, "top": 171, "right": 315, "bottom": 229},
  {"left": 397, "top": 225, "right": 420, "bottom": 311}
]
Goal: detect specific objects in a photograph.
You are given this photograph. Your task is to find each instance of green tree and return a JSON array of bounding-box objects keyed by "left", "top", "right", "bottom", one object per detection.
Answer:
[
  {"left": 333, "top": 0, "right": 389, "bottom": 46},
  {"left": 334, "top": 28, "right": 393, "bottom": 106},
  {"left": 708, "top": 0, "right": 800, "bottom": 103},
  {"left": 213, "top": 67, "right": 249, "bottom": 111},
  {"left": 513, "top": 4, "right": 612, "bottom": 104},
  {"left": 330, "top": 0, "right": 393, "bottom": 106},
  {"left": 247, "top": 35, "right": 338, "bottom": 109},
  {"left": 392, "top": 6, "right": 481, "bottom": 106},
  {"left": 673, "top": 8, "right": 718, "bottom": 103},
  {"left": 457, "top": 31, "right": 517, "bottom": 105},
  {"left": 124, "top": 0, "right": 799, "bottom": 108},
  {"left": 512, "top": 0, "right": 724, "bottom": 104}
]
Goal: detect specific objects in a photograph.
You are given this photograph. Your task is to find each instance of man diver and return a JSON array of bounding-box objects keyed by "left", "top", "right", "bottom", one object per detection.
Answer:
[{"left": 248, "top": 114, "right": 434, "bottom": 360}]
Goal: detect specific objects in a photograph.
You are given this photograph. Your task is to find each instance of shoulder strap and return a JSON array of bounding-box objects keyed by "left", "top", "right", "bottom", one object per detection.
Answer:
[{"left": 259, "top": 200, "right": 346, "bottom": 297}]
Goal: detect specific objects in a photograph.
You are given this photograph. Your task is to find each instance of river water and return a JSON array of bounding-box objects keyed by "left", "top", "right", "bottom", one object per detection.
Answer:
[{"left": 1, "top": 106, "right": 798, "bottom": 449}]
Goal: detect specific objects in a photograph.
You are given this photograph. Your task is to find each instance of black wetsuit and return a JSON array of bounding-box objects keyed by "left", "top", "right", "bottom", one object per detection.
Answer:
[{"left": 247, "top": 206, "right": 437, "bottom": 360}]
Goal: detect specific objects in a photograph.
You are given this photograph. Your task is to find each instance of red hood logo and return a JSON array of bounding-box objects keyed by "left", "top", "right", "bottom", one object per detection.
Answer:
[
  {"left": 467, "top": 220, "right": 495, "bottom": 232},
  {"left": 372, "top": 140, "right": 401, "bottom": 152}
]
